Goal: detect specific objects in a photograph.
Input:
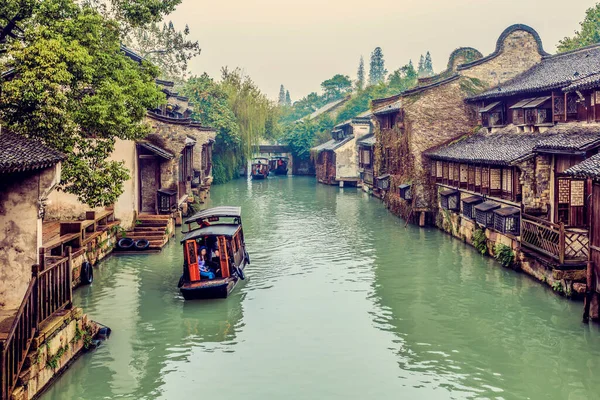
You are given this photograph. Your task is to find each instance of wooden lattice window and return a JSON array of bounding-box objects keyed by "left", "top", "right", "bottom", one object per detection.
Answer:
[
  {"left": 502, "top": 168, "right": 513, "bottom": 199},
  {"left": 482, "top": 166, "right": 490, "bottom": 194},
  {"left": 431, "top": 162, "right": 436, "bottom": 177},
  {"left": 567, "top": 94, "right": 578, "bottom": 115},
  {"left": 453, "top": 162, "right": 460, "bottom": 184},
  {"left": 475, "top": 166, "right": 482, "bottom": 190},
  {"left": 468, "top": 165, "right": 475, "bottom": 191},
  {"left": 512, "top": 109, "right": 524, "bottom": 125},
  {"left": 442, "top": 162, "right": 449, "bottom": 183},
  {"left": 554, "top": 95, "right": 565, "bottom": 116},
  {"left": 460, "top": 164, "right": 468, "bottom": 188},
  {"left": 490, "top": 169, "right": 501, "bottom": 191},
  {"left": 448, "top": 163, "right": 454, "bottom": 184},
  {"left": 571, "top": 180, "right": 585, "bottom": 207}
]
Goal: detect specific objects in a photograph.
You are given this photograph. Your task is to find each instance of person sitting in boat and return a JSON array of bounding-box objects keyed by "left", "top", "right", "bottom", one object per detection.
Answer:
[{"left": 198, "top": 246, "right": 215, "bottom": 280}]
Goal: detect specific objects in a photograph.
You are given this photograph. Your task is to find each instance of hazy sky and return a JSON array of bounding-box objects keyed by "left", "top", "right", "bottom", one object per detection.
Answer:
[{"left": 168, "top": 0, "right": 594, "bottom": 101}]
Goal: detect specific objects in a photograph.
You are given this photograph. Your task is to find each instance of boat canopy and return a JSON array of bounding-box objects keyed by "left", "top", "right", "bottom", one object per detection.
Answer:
[
  {"left": 184, "top": 206, "right": 242, "bottom": 225},
  {"left": 180, "top": 224, "right": 241, "bottom": 243}
]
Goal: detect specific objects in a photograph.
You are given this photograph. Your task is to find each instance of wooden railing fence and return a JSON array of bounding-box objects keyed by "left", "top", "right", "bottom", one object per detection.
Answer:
[
  {"left": 0, "top": 248, "right": 73, "bottom": 399},
  {"left": 521, "top": 214, "right": 589, "bottom": 264}
]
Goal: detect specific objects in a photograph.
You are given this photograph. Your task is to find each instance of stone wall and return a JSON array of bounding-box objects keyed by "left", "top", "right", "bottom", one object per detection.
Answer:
[
  {"left": 436, "top": 206, "right": 585, "bottom": 297},
  {"left": 11, "top": 308, "right": 100, "bottom": 400},
  {"left": 460, "top": 27, "right": 546, "bottom": 87},
  {"left": 518, "top": 155, "right": 552, "bottom": 216},
  {"left": 0, "top": 165, "right": 60, "bottom": 309}
]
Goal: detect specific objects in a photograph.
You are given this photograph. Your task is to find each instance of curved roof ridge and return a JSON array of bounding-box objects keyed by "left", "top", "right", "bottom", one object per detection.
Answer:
[
  {"left": 541, "top": 42, "right": 600, "bottom": 60},
  {"left": 458, "top": 24, "right": 548, "bottom": 70}
]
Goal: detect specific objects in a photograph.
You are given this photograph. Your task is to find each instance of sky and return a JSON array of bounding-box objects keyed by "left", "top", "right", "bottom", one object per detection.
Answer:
[{"left": 168, "top": 0, "right": 595, "bottom": 101}]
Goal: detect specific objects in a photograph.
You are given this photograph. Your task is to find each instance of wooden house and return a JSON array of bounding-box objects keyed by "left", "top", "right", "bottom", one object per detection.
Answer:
[
  {"left": 426, "top": 43, "right": 600, "bottom": 294},
  {"left": 370, "top": 24, "right": 549, "bottom": 225},
  {"left": 358, "top": 133, "right": 376, "bottom": 190},
  {"left": 311, "top": 111, "right": 372, "bottom": 187}
]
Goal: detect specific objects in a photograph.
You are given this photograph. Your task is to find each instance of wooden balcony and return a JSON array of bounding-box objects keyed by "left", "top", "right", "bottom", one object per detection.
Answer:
[{"left": 520, "top": 214, "right": 589, "bottom": 266}]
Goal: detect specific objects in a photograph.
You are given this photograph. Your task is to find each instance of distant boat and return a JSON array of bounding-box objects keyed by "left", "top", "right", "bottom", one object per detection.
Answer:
[
  {"left": 250, "top": 157, "right": 269, "bottom": 179},
  {"left": 269, "top": 156, "right": 289, "bottom": 176},
  {"left": 178, "top": 206, "right": 249, "bottom": 300}
]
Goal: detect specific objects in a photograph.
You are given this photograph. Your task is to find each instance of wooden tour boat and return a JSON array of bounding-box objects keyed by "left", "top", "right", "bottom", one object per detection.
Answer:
[
  {"left": 178, "top": 206, "right": 249, "bottom": 300},
  {"left": 251, "top": 157, "right": 270, "bottom": 179},
  {"left": 269, "top": 156, "right": 289, "bottom": 176}
]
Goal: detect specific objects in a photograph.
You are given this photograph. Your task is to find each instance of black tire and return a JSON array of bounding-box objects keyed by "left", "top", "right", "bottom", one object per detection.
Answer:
[
  {"left": 117, "top": 238, "right": 134, "bottom": 250},
  {"left": 244, "top": 251, "right": 251, "bottom": 265},
  {"left": 177, "top": 274, "right": 185, "bottom": 288},
  {"left": 81, "top": 261, "right": 94, "bottom": 285},
  {"left": 134, "top": 239, "right": 150, "bottom": 250}
]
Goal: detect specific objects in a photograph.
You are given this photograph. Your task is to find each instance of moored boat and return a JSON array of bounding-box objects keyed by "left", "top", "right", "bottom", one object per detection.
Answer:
[
  {"left": 251, "top": 157, "right": 269, "bottom": 179},
  {"left": 178, "top": 206, "right": 249, "bottom": 300},
  {"left": 269, "top": 156, "right": 289, "bottom": 176}
]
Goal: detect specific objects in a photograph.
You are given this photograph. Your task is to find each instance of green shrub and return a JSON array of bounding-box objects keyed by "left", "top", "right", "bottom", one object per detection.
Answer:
[
  {"left": 494, "top": 243, "right": 515, "bottom": 268},
  {"left": 472, "top": 229, "right": 488, "bottom": 255}
]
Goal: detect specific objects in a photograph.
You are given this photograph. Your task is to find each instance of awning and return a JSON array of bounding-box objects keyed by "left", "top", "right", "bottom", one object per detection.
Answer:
[
  {"left": 358, "top": 134, "right": 375, "bottom": 147},
  {"left": 399, "top": 183, "right": 411, "bottom": 190},
  {"left": 522, "top": 96, "right": 551, "bottom": 109},
  {"left": 185, "top": 137, "right": 196, "bottom": 146},
  {"left": 139, "top": 142, "right": 174, "bottom": 160},
  {"left": 509, "top": 98, "right": 536, "bottom": 109},
  {"left": 493, "top": 206, "right": 520, "bottom": 216},
  {"left": 474, "top": 201, "right": 500, "bottom": 212},
  {"left": 377, "top": 174, "right": 390, "bottom": 180},
  {"left": 440, "top": 189, "right": 458, "bottom": 197},
  {"left": 462, "top": 195, "right": 483, "bottom": 204},
  {"left": 479, "top": 101, "right": 502, "bottom": 113}
]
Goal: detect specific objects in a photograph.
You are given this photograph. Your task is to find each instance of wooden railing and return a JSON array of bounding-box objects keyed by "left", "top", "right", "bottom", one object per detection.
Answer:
[
  {"left": 37, "top": 252, "right": 73, "bottom": 324},
  {"left": 521, "top": 214, "right": 589, "bottom": 264},
  {"left": 0, "top": 278, "right": 37, "bottom": 400},
  {"left": 0, "top": 249, "right": 73, "bottom": 399}
]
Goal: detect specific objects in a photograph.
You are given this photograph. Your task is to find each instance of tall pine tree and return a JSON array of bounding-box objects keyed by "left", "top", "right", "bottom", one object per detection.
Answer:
[
  {"left": 285, "top": 90, "right": 292, "bottom": 106},
  {"left": 278, "top": 84, "right": 286, "bottom": 105},
  {"left": 368, "top": 47, "right": 387, "bottom": 85},
  {"left": 356, "top": 56, "right": 365, "bottom": 90},
  {"left": 424, "top": 51, "right": 434, "bottom": 77},
  {"left": 417, "top": 54, "right": 425, "bottom": 77}
]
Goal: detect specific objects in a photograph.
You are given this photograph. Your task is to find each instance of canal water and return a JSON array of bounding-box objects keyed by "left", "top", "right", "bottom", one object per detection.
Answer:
[{"left": 42, "top": 176, "right": 600, "bottom": 400}]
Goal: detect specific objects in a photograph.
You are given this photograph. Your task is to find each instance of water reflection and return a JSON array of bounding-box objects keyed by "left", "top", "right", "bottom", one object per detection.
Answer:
[{"left": 41, "top": 177, "right": 600, "bottom": 400}]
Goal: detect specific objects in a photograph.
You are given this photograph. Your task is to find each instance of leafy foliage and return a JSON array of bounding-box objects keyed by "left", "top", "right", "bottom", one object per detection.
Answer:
[
  {"left": 0, "top": 0, "right": 165, "bottom": 207},
  {"left": 123, "top": 21, "right": 201, "bottom": 81},
  {"left": 321, "top": 74, "right": 352, "bottom": 101},
  {"left": 494, "top": 243, "right": 515, "bottom": 268},
  {"left": 369, "top": 47, "right": 387, "bottom": 85},
  {"left": 183, "top": 69, "right": 279, "bottom": 184},
  {"left": 472, "top": 229, "right": 488, "bottom": 255},
  {"left": 558, "top": 4, "right": 600, "bottom": 52}
]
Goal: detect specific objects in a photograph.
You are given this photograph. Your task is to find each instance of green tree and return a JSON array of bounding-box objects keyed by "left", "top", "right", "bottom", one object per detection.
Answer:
[
  {"left": 417, "top": 54, "right": 425, "bottom": 77},
  {"left": 124, "top": 21, "right": 200, "bottom": 81},
  {"left": 321, "top": 74, "right": 352, "bottom": 101},
  {"left": 0, "top": 0, "right": 165, "bottom": 207},
  {"left": 278, "top": 84, "right": 286, "bottom": 105},
  {"left": 388, "top": 61, "right": 418, "bottom": 92},
  {"left": 424, "top": 51, "right": 434, "bottom": 77},
  {"left": 285, "top": 90, "right": 292, "bottom": 106},
  {"left": 356, "top": 56, "right": 365, "bottom": 90},
  {"left": 183, "top": 73, "right": 242, "bottom": 184},
  {"left": 369, "top": 47, "right": 387, "bottom": 85},
  {"left": 558, "top": 3, "right": 600, "bottom": 52}
]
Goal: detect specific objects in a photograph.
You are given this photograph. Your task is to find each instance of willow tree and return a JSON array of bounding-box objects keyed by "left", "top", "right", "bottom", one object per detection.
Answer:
[{"left": 221, "top": 67, "right": 275, "bottom": 161}]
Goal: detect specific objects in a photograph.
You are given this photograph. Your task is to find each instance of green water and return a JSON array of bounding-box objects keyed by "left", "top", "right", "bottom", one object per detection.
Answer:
[{"left": 42, "top": 177, "right": 600, "bottom": 400}]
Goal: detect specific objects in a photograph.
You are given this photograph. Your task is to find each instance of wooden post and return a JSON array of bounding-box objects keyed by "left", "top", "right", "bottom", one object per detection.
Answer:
[
  {"left": 66, "top": 246, "right": 73, "bottom": 309},
  {"left": 559, "top": 222, "right": 566, "bottom": 265},
  {"left": 564, "top": 93, "right": 568, "bottom": 122},
  {"left": 32, "top": 264, "right": 39, "bottom": 331},
  {"left": 39, "top": 247, "right": 45, "bottom": 272},
  {"left": 584, "top": 178, "right": 594, "bottom": 322}
]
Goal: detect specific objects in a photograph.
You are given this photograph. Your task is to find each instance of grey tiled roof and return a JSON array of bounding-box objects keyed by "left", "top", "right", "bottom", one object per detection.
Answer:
[
  {"left": 563, "top": 71, "right": 600, "bottom": 92},
  {"left": 373, "top": 100, "right": 401, "bottom": 115},
  {"left": 358, "top": 134, "right": 375, "bottom": 147},
  {"left": 534, "top": 124, "right": 600, "bottom": 152},
  {"left": 0, "top": 131, "right": 64, "bottom": 173},
  {"left": 427, "top": 127, "right": 541, "bottom": 165},
  {"left": 311, "top": 136, "right": 353, "bottom": 153},
  {"left": 139, "top": 142, "right": 174, "bottom": 159},
  {"left": 428, "top": 124, "right": 600, "bottom": 165},
  {"left": 564, "top": 153, "right": 600, "bottom": 179},
  {"left": 299, "top": 97, "right": 349, "bottom": 122},
  {"left": 470, "top": 44, "right": 600, "bottom": 101}
]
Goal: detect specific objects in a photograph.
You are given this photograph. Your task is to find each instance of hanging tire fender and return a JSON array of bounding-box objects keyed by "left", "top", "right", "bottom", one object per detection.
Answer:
[
  {"left": 81, "top": 261, "right": 94, "bottom": 285},
  {"left": 244, "top": 250, "right": 250, "bottom": 265},
  {"left": 134, "top": 239, "right": 150, "bottom": 251}
]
